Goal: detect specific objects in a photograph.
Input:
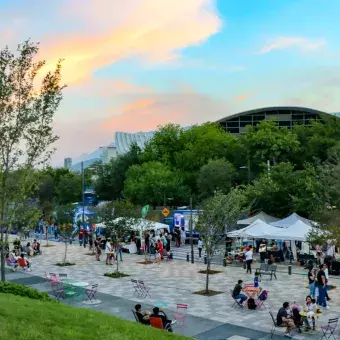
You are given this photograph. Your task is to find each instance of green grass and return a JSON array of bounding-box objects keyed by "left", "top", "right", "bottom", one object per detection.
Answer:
[{"left": 0, "top": 293, "right": 189, "bottom": 340}]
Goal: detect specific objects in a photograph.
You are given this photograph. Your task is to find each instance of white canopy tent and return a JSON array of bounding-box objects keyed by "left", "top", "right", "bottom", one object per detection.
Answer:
[
  {"left": 94, "top": 219, "right": 169, "bottom": 233},
  {"left": 235, "top": 219, "right": 284, "bottom": 239},
  {"left": 237, "top": 212, "right": 279, "bottom": 225},
  {"left": 270, "top": 213, "right": 315, "bottom": 228},
  {"left": 228, "top": 219, "right": 313, "bottom": 242}
]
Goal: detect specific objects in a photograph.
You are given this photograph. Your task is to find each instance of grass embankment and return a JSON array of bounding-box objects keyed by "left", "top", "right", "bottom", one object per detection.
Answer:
[{"left": 0, "top": 293, "right": 189, "bottom": 340}]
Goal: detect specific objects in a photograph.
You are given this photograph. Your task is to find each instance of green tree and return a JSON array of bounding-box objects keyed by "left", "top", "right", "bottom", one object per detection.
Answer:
[
  {"left": 197, "top": 159, "right": 235, "bottom": 199},
  {"left": 96, "top": 200, "right": 137, "bottom": 273},
  {"left": 123, "top": 161, "right": 189, "bottom": 206},
  {"left": 240, "top": 121, "right": 300, "bottom": 168},
  {"left": 55, "top": 174, "right": 81, "bottom": 205},
  {"left": 0, "top": 40, "right": 65, "bottom": 281},
  {"left": 244, "top": 162, "right": 323, "bottom": 218},
  {"left": 95, "top": 145, "right": 140, "bottom": 200},
  {"left": 196, "top": 189, "right": 247, "bottom": 294}
]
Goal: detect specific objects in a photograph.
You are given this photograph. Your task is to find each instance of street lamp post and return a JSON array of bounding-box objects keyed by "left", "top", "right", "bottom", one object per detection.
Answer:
[
  {"left": 81, "top": 161, "right": 85, "bottom": 248},
  {"left": 189, "top": 197, "right": 194, "bottom": 264}
]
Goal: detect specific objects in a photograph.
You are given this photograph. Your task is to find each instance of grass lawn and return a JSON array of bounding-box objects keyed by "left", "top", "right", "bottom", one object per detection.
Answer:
[{"left": 0, "top": 293, "right": 189, "bottom": 340}]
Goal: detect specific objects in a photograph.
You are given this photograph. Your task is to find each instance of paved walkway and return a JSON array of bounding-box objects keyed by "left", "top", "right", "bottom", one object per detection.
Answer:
[{"left": 6, "top": 239, "right": 340, "bottom": 339}]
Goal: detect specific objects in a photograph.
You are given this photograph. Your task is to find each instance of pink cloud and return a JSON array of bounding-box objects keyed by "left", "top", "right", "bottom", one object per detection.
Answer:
[{"left": 37, "top": 0, "right": 221, "bottom": 85}]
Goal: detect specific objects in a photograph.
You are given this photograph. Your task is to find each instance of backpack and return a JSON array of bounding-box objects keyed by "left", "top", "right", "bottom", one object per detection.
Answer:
[
  {"left": 247, "top": 298, "right": 257, "bottom": 310},
  {"left": 258, "top": 290, "right": 268, "bottom": 301}
]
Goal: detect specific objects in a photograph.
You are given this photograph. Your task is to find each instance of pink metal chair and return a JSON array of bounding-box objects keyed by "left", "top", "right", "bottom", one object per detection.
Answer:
[{"left": 173, "top": 303, "right": 188, "bottom": 326}]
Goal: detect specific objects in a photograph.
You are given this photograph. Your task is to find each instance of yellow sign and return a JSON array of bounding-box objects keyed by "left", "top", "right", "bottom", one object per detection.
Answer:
[{"left": 162, "top": 207, "right": 170, "bottom": 217}]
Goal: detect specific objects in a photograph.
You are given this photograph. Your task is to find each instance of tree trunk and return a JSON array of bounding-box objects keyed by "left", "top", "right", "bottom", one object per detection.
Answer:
[
  {"left": 116, "top": 253, "right": 119, "bottom": 273},
  {"left": 205, "top": 253, "right": 210, "bottom": 293},
  {"left": 63, "top": 241, "right": 68, "bottom": 265},
  {"left": 0, "top": 174, "right": 7, "bottom": 282},
  {"left": 0, "top": 229, "right": 5, "bottom": 282}
]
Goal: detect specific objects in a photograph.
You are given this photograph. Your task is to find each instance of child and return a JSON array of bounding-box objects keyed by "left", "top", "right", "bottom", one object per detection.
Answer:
[{"left": 254, "top": 272, "right": 261, "bottom": 288}]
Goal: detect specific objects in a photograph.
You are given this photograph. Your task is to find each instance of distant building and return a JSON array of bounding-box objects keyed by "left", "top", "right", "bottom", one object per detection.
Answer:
[
  {"left": 64, "top": 157, "right": 72, "bottom": 170},
  {"left": 101, "top": 145, "right": 117, "bottom": 163}
]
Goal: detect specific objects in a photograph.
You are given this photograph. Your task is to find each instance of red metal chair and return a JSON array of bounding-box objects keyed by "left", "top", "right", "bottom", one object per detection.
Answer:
[
  {"left": 149, "top": 317, "right": 171, "bottom": 331},
  {"left": 173, "top": 303, "right": 188, "bottom": 326}
]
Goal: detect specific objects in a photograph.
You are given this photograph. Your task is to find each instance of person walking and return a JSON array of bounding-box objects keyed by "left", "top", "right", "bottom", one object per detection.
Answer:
[
  {"left": 198, "top": 238, "right": 203, "bottom": 259},
  {"left": 116, "top": 240, "right": 123, "bottom": 261},
  {"left": 317, "top": 264, "right": 329, "bottom": 309},
  {"left": 245, "top": 245, "right": 253, "bottom": 274}
]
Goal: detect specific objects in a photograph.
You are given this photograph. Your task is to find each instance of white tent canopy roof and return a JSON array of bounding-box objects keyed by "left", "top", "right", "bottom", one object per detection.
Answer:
[
  {"left": 237, "top": 212, "right": 279, "bottom": 225},
  {"left": 228, "top": 219, "right": 313, "bottom": 242},
  {"left": 94, "top": 218, "right": 169, "bottom": 232},
  {"left": 270, "top": 213, "right": 314, "bottom": 228}
]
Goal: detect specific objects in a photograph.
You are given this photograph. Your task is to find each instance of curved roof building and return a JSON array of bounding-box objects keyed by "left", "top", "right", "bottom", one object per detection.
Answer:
[
  {"left": 115, "top": 131, "right": 155, "bottom": 155},
  {"left": 217, "top": 106, "right": 328, "bottom": 134}
]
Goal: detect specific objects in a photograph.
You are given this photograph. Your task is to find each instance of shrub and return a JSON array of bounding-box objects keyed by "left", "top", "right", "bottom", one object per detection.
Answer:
[{"left": 0, "top": 281, "right": 53, "bottom": 301}]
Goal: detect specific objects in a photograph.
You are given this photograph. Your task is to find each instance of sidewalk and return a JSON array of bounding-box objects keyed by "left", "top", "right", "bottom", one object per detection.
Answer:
[{"left": 6, "top": 239, "right": 340, "bottom": 339}]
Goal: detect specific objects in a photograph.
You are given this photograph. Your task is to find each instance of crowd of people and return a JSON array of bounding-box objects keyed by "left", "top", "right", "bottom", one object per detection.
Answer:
[{"left": 5, "top": 238, "right": 41, "bottom": 271}]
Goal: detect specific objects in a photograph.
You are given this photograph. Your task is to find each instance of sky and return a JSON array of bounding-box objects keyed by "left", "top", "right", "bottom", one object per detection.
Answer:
[{"left": 1, "top": 0, "right": 340, "bottom": 165}]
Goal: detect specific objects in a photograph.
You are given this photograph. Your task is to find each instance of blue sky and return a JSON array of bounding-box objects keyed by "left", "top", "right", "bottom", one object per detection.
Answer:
[{"left": 0, "top": 0, "right": 339, "bottom": 164}]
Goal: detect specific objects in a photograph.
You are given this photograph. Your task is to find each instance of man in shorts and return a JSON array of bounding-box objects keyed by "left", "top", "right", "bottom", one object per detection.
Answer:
[{"left": 277, "top": 302, "right": 296, "bottom": 338}]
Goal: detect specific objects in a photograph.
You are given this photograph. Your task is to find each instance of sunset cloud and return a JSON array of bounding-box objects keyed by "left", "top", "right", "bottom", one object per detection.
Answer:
[
  {"left": 259, "top": 36, "right": 326, "bottom": 54},
  {"left": 37, "top": 0, "right": 221, "bottom": 85}
]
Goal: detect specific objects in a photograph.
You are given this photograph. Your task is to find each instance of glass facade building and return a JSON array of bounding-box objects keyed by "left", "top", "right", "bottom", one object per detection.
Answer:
[{"left": 217, "top": 106, "right": 327, "bottom": 134}]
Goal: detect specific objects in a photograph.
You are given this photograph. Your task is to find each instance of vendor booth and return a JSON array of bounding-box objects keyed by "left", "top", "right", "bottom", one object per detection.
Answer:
[{"left": 237, "top": 211, "right": 279, "bottom": 225}]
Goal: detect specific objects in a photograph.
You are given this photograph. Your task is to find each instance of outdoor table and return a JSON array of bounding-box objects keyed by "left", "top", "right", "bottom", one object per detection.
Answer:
[
  {"left": 299, "top": 310, "right": 322, "bottom": 332},
  {"left": 72, "top": 281, "right": 89, "bottom": 299},
  {"left": 243, "top": 286, "right": 260, "bottom": 299},
  {"left": 155, "top": 301, "right": 168, "bottom": 309}
]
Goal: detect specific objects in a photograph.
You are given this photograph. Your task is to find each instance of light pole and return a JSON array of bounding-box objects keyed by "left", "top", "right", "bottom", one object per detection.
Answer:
[
  {"left": 81, "top": 161, "right": 86, "bottom": 248},
  {"left": 189, "top": 197, "right": 194, "bottom": 264}
]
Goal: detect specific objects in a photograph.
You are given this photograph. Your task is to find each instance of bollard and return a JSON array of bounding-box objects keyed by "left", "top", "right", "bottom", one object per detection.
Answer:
[
  {"left": 223, "top": 258, "right": 227, "bottom": 267},
  {"left": 186, "top": 253, "right": 189, "bottom": 262},
  {"left": 204, "top": 255, "right": 207, "bottom": 265},
  {"left": 288, "top": 265, "right": 292, "bottom": 275}
]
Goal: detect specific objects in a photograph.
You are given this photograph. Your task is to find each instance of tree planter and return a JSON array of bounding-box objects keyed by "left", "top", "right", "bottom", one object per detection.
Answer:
[
  {"left": 42, "top": 244, "right": 55, "bottom": 248},
  {"left": 193, "top": 290, "right": 223, "bottom": 296},
  {"left": 137, "top": 261, "right": 153, "bottom": 265},
  {"left": 56, "top": 262, "right": 75, "bottom": 267},
  {"left": 198, "top": 269, "right": 222, "bottom": 275},
  {"left": 104, "top": 272, "right": 130, "bottom": 278}
]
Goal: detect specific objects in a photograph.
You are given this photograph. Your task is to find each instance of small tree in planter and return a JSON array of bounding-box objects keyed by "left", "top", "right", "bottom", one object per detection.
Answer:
[
  {"left": 195, "top": 189, "right": 247, "bottom": 296},
  {"left": 54, "top": 205, "right": 76, "bottom": 266},
  {"left": 97, "top": 200, "right": 137, "bottom": 277}
]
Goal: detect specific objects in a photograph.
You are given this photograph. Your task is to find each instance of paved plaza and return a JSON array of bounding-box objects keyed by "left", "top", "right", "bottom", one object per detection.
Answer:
[{"left": 6, "top": 239, "right": 340, "bottom": 339}]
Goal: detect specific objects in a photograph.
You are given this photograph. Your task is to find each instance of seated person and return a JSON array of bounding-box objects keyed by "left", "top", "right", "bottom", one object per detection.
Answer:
[
  {"left": 135, "top": 304, "right": 150, "bottom": 325},
  {"left": 18, "top": 253, "right": 31, "bottom": 271},
  {"left": 26, "top": 242, "right": 33, "bottom": 257},
  {"left": 277, "top": 302, "right": 296, "bottom": 338},
  {"left": 303, "top": 296, "right": 317, "bottom": 330},
  {"left": 232, "top": 280, "right": 247, "bottom": 306},
  {"left": 150, "top": 307, "right": 176, "bottom": 332},
  {"left": 33, "top": 239, "right": 41, "bottom": 255},
  {"left": 6, "top": 251, "right": 18, "bottom": 269}
]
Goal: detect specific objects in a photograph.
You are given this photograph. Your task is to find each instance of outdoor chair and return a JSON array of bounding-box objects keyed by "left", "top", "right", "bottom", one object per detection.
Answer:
[
  {"left": 50, "top": 280, "right": 64, "bottom": 301},
  {"left": 149, "top": 317, "right": 171, "bottom": 331},
  {"left": 269, "top": 310, "right": 279, "bottom": 339},
  {"left": 85, "top": 284, "right": 98, "bottom": 302},
  {"left": 138, "top": 280, "right": 151, "bottom": 298},
  {"left": 17, "top": 257, "right": 30, "bottom": 271},
  {"left": 173, "top": 303, "right": 188, "bottom": 326},
  {"left": 131, "top": 309, "right": 139, "bottom": 322},
  {"left": 131, "top": 279, "right": 143, "bottom": 298},
  {"left": 256, "top": 264, "right": 277, "bottom": 280},
  {"left": 320, "top": 318, "right": 338, "bottom": 340},
  {"left": 230, "top": 289, "right": 243, "bottom": 310},
  {"left": 6, "top": 258, "right": 17, "bottom": 271},
  {"left": 256, "top": 290, "right": 268, "bottom": 310}
]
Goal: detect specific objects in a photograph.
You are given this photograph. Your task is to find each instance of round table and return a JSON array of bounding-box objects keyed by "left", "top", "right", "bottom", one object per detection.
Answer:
[{"left": 73, "top": 282, "right": 88, "bottom": 288}]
